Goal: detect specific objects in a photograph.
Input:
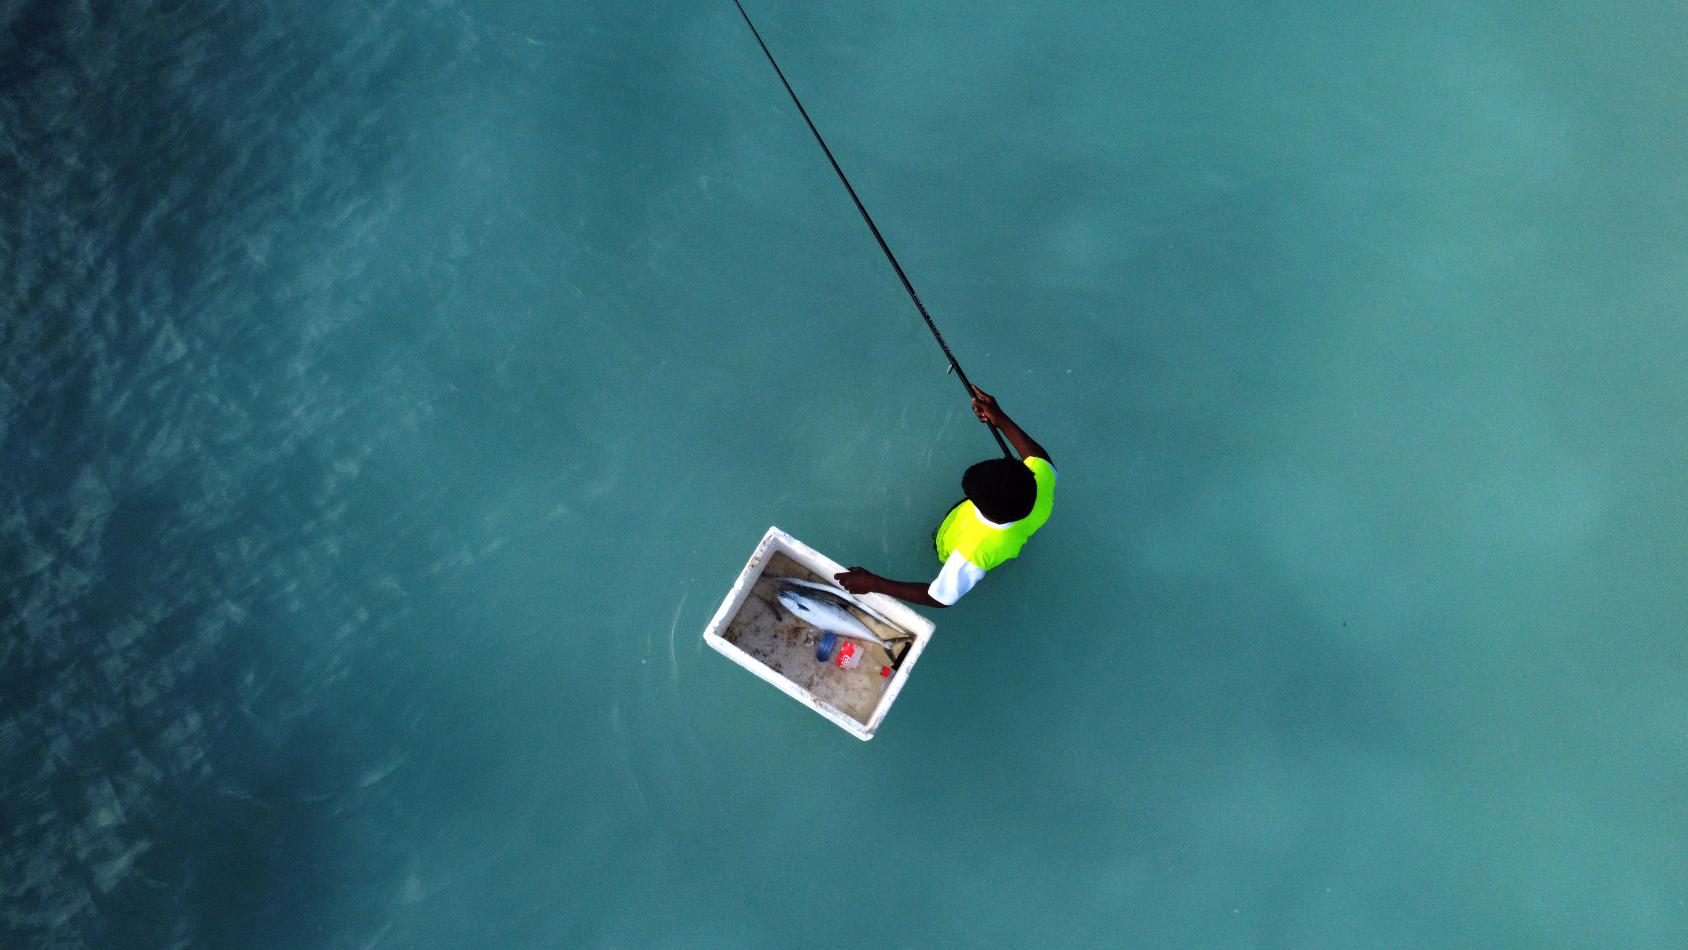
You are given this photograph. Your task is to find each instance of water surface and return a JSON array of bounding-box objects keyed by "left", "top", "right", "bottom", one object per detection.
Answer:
[{"left": 3, "top": 0, "right": 1685, "bottom": 946}]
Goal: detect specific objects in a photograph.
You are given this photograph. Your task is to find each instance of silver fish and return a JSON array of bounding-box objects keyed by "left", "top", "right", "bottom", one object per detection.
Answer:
[
  {"left": 768, "top": 575, "right": 903, "bottom": 633},
  {"left": 775, "top": 587, "right": 903, "bottom": 650}
]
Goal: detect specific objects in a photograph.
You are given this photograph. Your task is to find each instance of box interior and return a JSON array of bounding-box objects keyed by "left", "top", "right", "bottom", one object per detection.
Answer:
[{"left": 719, "top": 551, "right": 915, "bottom": 726}]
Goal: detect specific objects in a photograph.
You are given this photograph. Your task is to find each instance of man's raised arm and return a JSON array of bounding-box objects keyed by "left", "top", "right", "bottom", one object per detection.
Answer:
[{"left": 971, "top": 386, "right": 1051, "bottom": 466}]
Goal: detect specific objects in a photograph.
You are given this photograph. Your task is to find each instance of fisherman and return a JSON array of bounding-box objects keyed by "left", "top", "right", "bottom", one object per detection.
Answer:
[{"left": 835, "top": 386, "right": 1054, "bottom": 608}]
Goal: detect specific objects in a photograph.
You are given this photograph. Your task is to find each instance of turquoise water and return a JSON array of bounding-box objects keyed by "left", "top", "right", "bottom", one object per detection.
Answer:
[{"left": 4, "top": 0, "right": 1685, "bottom": 946}]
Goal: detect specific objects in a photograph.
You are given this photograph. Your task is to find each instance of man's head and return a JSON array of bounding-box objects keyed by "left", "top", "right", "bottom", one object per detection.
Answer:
[{"left": 963, "top": 458, "right": 1035, "bottom": 523}]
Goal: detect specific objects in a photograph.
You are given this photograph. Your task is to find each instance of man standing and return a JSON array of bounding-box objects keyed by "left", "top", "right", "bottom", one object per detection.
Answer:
[{"left": 836, "top": 386, "right": 1055, "bottom": 608}]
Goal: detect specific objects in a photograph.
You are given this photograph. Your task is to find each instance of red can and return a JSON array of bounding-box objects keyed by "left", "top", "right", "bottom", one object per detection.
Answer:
[{"left": 835, "top": 640, "right": 862, "bottom": 670}]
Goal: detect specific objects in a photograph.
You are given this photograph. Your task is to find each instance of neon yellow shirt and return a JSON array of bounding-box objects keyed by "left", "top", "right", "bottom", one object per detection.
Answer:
[{"left": 928, "top": 457, "right": 1056, "bottom": 604}]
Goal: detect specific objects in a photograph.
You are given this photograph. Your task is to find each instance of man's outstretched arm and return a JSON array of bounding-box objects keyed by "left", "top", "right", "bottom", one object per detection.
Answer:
[{"left": 835, "top": 568, "right": 947, "bottom": 608}]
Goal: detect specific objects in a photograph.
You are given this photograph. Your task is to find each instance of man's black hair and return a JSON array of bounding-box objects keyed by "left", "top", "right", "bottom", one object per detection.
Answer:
[{"left": 963, "top": 458, "right": 1036, "bottom": 523}]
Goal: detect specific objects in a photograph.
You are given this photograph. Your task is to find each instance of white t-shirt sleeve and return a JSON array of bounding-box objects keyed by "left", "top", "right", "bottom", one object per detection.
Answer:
[{"left": 927, "top": 550, "right": 987, "bottom": 606}]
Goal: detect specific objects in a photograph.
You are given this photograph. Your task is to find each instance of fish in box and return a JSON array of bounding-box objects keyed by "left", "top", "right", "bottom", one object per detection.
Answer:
[{"left": 702, "top": 526, "right": 934, "bottom": 740}]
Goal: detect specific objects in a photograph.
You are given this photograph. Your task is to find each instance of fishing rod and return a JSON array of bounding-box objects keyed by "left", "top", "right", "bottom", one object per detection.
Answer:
[{"left": 730, "top": 0, "right": 1011, "bottom": 457}]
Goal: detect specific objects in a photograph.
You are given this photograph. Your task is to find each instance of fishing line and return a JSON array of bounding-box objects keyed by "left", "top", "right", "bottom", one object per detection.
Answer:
[{"left": 730, "top": 0, "right": 1011, "bottom": 457}]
